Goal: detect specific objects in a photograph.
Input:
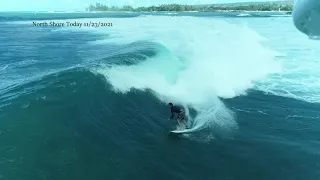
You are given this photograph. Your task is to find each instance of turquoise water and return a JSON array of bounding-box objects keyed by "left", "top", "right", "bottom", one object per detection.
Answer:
[{"left": 1, "top": 12, "right": 320, "bottom": 180}]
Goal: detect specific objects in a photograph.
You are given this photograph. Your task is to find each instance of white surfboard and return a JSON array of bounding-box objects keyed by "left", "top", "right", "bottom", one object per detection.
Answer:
[
  {"left": 170, "top": 130, "right": 187, "bottom": 134},
  {"left": 170, "top": 127, "right": 193, "bottom": 134}
]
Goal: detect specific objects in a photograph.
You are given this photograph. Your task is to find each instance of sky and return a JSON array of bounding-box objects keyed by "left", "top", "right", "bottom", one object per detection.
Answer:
[{"left": 0, "top": 0, "right": 278, "bottom": 11}]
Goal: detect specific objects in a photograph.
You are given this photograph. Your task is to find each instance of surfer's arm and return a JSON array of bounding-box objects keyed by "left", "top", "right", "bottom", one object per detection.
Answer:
[{"left": 170, "top": 110, "right": 174, "bottom": 119}]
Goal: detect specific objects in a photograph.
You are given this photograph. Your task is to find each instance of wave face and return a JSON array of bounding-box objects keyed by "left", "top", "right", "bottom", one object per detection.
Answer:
[
  {"left": 1, "top": 12, "right": 320, "bottom": 180},
  {"left": 83, "top": 16, "right": 281, "bottom": 132}
]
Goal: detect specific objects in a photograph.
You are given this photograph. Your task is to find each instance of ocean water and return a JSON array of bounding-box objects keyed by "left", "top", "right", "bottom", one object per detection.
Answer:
[{"left": 1, "top": 12, "right": 320, "bottom": 180}]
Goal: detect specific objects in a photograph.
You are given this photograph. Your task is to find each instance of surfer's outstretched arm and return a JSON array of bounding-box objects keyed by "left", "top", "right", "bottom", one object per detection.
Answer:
[{"left": 170, "top": 111, "right": 174, "bottom": 119}]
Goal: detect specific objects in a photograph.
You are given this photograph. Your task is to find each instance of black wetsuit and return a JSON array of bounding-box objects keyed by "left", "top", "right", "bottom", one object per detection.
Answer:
[{"left": 170, "top": 106, "right": 184, "bottom": 120}]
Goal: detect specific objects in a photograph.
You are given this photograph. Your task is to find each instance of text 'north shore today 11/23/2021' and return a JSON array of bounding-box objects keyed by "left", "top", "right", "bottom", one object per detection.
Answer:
[{"left": 32, "top": 21, "right": 113, "bottom": 28}]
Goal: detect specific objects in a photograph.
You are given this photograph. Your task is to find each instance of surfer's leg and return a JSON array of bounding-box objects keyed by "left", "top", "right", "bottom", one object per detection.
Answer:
[
  {"left": 178, "top": 114, "right": 185, "bottom": 128},
  {"left": 179, "top": 111, "right": 188, "bottom": 128},
  {"left": 182, "top": 119, "right": 188, "bottom": 128},
  {"left": 177, "top": 119, "right": 182, "bottom": 128}
]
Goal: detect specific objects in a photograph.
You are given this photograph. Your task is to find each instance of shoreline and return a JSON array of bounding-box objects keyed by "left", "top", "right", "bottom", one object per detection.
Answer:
[
  {"left": 86, "top": 10, "right": 291, "bottom": 13},
  {"left": 0, "top": 10, "right": 291, "bottom": 14}
]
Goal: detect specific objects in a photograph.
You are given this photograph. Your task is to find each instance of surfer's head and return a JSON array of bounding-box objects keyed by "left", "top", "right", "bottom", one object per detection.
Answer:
[{"left": 168, "top": 103, "right": 173, "bottom": 108}]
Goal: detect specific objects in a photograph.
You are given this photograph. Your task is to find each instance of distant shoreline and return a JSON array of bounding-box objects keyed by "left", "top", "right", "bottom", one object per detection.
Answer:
[
  {"left": 0, "top": 9, "right": 290, "bottom": 14},
  {"left": 86, "top": 2, "right": 293, "bottom": 13},
  {"left": 87, "top": 10, "right": 291, "bottom": 13}
]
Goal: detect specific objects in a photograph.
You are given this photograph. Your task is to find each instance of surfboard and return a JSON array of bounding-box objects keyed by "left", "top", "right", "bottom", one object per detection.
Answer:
[
  {"left": 170, "top": 127, "right": 193, "bottom": 134},
  {"left": 170, "top": 129, "right": 187, "bottom": 134},
  {"left": 170, "top": 123, "right": 186, "bottom": 134}
]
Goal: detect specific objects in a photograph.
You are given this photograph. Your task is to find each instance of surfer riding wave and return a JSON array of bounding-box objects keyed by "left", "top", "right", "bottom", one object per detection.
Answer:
[{"left": 168, "top": 103, "right": 188, "bottom": 129}]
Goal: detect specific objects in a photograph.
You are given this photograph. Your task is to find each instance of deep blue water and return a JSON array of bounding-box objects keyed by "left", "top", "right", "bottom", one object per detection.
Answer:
[{"left": 0, "top": 12, "right": 319, "bottom": 180}]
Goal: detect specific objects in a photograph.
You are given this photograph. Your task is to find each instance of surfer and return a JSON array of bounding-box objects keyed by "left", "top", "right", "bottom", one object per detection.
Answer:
[{"left": 168, "top": 103, "right": 188, "bottom": 128}]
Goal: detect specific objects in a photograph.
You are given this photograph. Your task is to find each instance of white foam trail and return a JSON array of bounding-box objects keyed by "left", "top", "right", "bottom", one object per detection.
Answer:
[{"left": 81, "top": 16, "right": 281, "bottom": 132}]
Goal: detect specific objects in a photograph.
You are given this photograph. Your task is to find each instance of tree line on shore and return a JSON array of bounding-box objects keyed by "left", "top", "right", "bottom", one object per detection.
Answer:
[{"left": 86, "top": 2, "right": 293, "bottom": 12}]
